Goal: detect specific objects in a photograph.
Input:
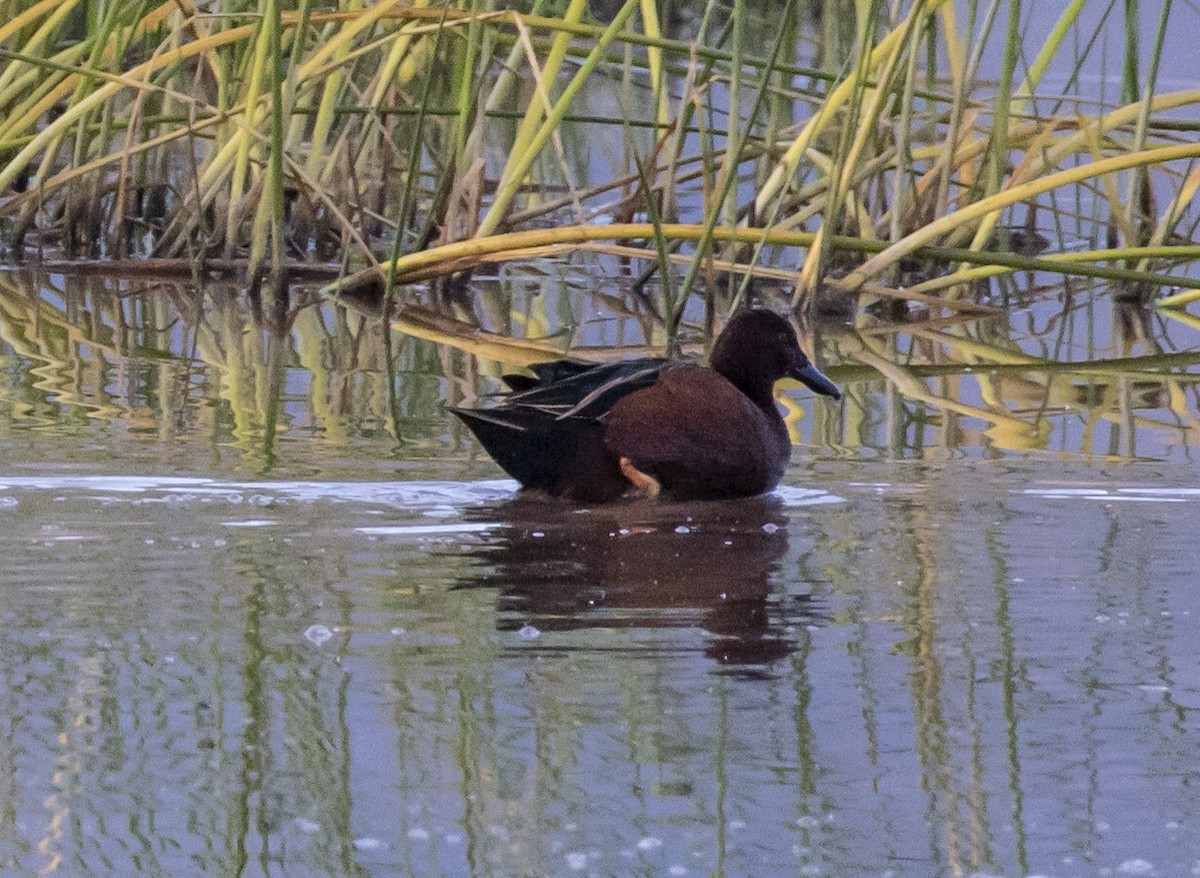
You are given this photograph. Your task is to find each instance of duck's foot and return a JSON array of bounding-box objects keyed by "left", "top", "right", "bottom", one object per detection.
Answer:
[{"left": 619, "top": 457, "right": 661, "bottom": 499}]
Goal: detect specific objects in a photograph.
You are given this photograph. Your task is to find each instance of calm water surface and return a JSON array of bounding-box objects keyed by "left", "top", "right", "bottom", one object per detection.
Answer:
[
  {"left": 3, "top": 260, "right": 1200, "bottom": 876},
  {"left": 2, "top": 452, "right": 1199, "bottom": 877}
]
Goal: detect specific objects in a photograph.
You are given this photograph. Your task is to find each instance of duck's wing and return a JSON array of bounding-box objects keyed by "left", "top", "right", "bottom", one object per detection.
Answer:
[
  {"left": 555, "top": 360, "right": 668, "bottom": 419},
  {"left": 500, "top": 359, "right": 594, "bottom": 392},
  {"left": 447, "top": 404, "right": 628, "bottom": 500},
  {"left": 497, "top": 358, "right": 669, "bottom": 418},
  {"left": 449, "top": 359, "right": 666, "bottom": 440},
  {"left": 447, "top": 357, "right": 668, "bottom": 500}
]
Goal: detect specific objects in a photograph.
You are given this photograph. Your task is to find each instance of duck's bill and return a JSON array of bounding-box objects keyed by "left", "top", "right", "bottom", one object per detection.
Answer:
[{"left": 793, "top": 363, "right": 841, "bottom": 400}]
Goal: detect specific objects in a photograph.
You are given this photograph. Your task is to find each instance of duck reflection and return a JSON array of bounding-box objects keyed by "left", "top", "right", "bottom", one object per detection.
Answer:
[{"left": 457, "top": 495, "right": 824, "bottom": 667}]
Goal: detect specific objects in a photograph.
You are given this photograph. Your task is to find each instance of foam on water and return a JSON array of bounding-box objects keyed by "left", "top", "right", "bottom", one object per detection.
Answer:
[
  {"left": 0, "top": 475, "right": 520, "bottom": 509},
  {"left": 1021, "top": 485, "right": 1195, "bottom": 503},
  {"left": 773, "top": 485, "right": 845, "bottom": 507},
  {"left": 0, "top": 474, "right": 843, "bottom": 511},
  {"left": 355, "top": 523, "right": 495, "bottom": 536}
]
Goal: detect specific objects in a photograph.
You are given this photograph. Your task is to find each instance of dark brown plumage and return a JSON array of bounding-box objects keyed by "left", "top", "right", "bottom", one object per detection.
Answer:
[{"left": 449, "top": 309, "right": 840, "bottom": 501}]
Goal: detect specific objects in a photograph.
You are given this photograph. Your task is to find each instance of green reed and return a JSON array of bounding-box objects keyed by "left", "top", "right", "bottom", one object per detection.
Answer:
[{"left": 0, "top": 0, "right": 1197, "bottom": 337}]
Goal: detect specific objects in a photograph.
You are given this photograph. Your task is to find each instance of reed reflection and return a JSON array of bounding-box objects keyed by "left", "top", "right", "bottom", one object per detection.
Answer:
[{"left": 457, "top": 495, "right": 823, "bottom": 667}]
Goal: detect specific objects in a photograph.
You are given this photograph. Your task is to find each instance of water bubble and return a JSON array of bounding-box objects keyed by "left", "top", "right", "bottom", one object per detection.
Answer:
[
  {"left": 797, "top": 816, "right": 820, "bottom": 829},
  {"left": 294, "top": 818, "right": 320, "bottom": 834},
  {"left": 0, "top": 497, "right": 17, "bottom": 509},
  {"left": 565, "top": 852, "right": 588, "bottom": 870},
  {"left": 406, "top": 828, "right": 430, "bottom": 841},
  {"left": 762, "top": 522, "right": 779, "bottom": 534},
  {"left": 674, "top": 525, "right": 691, "bottom": 534},
  {"left": 517, "top": 624, "right": 540, "bottom": 640},
  {"left": 1116, "top": 860, "right": 1155, "bottom": 876},
  {"left": 304, "top": 625, "right": 333, "bottom": 646},
  {"left": 637, "top": 837, "right": 662, "bottom": 851},
  {"left": 352, "top": 837, "right": 383, "bottom": 851}
]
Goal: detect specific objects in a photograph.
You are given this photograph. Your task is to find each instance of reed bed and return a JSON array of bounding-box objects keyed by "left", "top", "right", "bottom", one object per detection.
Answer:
[{"left": 0, "top": 1, "right": 1197, "bottom": 316}]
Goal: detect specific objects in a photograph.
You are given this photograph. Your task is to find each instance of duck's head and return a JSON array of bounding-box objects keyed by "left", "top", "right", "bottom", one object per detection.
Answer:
[{"left": 711, "top": 309, "right": 841, "bottom": 401}]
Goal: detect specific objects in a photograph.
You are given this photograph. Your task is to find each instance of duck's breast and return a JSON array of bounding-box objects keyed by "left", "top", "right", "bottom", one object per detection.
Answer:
[{"left": 603, "top": 365, "right": 791, "bottom": 499}]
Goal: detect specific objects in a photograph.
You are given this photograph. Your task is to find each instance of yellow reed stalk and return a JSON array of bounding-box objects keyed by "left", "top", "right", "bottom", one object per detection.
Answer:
[
  {"left": 906, "top": 245, "right": 1200, "bottom": 299},
  {"left": 304, "top": 1, "right": 361, "bottom": 185},
  {"left": 477, "top": 0, "right": 638, "bottom": 237},
  {"left": 798, "top": 1, "right": 924, "bottom": 290},
  {"left": 296, "top": 0, "right": 411, "bottom": 78},
  {"left": 392, "top": 309, "right": 569, "bottom": 368},
  {"left": 0, "top": 47, "right": 88, "bottom": 143},
  {"left": 366, "top": 0, "right": 433, "bottom": 108},
  {"left": 1157, "top": 284, "right": 1200, "bottom": 309},
  {"left": 840, "top": 141, "right": 1200, "bottom": 291},
  {"left": 1010, "top": 0, "right": 1087, "bottom": 115},
  {"left": 1145, "top": 162, "right": 1200, "bottom": 258},
  {"left": 0, "top": 23, "right": 255, "bottom": 193},
  {"left": 937, "top": 3, "right": 964, "bottom": 85},
  {"left": 752, "top": 0, "right": 954, "bottom": 219},
  {"left": 1040, "top": 89, "right": 1200, "bottom": 171},
  {"left": 476, "top": 0, "right": 588, "bottom": 237},
  {"left": 0, "top": 0, "right": 73, "bottom": 45},
  {"left": 321, "top": 218, "right": 1200, "bottom": 304},
  {"left": 225, "top": 14, "right": 272, "bottom": 258},
  {"left": 0, "top": 0, "right": 79, "bottom": 98},
  {"left": 638, "top": 0, "right": 670, "bottom": 134}
]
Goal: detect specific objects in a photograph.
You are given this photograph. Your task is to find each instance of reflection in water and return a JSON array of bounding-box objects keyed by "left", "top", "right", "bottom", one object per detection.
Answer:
[
  {"left": 3, "top": 267, "right": 1200, "bottom": 473},
  {"left": 457, "top": 496, "right": 821, "bottom": 668},
  {"left": 2, "top": 468, "right": 1200, "bottom": 875},
  {"left": 3, "top": 257, "right": 1200, "bottom": 876}
]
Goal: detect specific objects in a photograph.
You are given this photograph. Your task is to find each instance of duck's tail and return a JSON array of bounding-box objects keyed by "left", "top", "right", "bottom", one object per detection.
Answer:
[{"left": 448, "top": 408, "right": 628, "bottom": 501}]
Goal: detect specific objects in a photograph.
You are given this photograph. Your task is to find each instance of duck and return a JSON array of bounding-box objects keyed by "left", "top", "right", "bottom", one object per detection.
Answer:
[{"left": 448, "top": 309, "right": 840, "bottom": 502}]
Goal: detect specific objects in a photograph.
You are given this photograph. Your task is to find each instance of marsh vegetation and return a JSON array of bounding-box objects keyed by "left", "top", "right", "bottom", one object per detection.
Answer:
[{"left": 3, "top": 0, "right": 1200, "bottom": 459}]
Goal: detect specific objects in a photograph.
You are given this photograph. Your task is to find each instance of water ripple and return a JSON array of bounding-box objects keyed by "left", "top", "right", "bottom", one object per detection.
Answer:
[
  {"left": 0, "top": 475, "right": 843, "bottom": 509},
  {"left": 0, "top": 475, "right": 520, "bottom": 508}
]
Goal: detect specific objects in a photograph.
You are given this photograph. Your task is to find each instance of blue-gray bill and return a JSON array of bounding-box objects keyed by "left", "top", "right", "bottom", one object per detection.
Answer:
[{"left": 792, "top": 362, "right": 840, "bottom": 400}]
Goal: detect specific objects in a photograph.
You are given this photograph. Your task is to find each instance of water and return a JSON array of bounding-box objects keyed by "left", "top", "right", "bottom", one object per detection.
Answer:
[
  {"left": 2, "top": 454, "right": 1199, "bottom": 877},
  {"left": 6, "top": 0, "right": 1200, "bottom": 870},
  {"left": 3, "top": 254, "right": 1200, "bottom": 875}
]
